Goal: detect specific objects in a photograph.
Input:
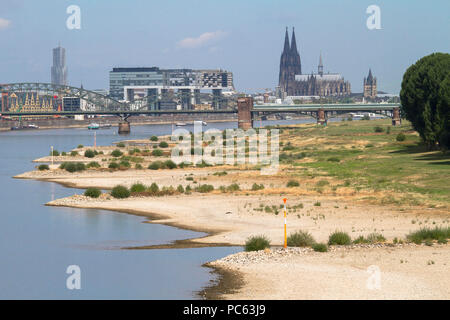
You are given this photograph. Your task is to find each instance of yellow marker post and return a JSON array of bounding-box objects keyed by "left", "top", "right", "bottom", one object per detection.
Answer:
[{"left": 283, "top": 198, "right": 287, "bottom": 248}]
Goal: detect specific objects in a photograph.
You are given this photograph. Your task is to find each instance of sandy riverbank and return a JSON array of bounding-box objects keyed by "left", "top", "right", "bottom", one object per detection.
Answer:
[
  {"left": 17, "top": 168, "right": 450, "bottom": 246},
  {"left": 16, "top": 167, "right": 450, "bottom": 299}
]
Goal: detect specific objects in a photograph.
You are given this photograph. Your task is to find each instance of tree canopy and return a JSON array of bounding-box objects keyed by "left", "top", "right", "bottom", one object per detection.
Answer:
[{"left": 400, "top": 52, "right": 450, "bottom": 149}]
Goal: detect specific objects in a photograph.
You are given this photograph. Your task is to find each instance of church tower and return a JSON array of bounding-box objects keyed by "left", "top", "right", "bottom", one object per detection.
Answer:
[
  {"left": 318, "top": 53, "right": 324, "bottom": 76},
  {"left": 279, "top": 27, "right": 291, "bottom": 96},
  {"left": 363, "top": 68, "right": 377, "bottom": 99},
  {"left": 278, "top": 27, "right": 302, "bottom": 96},
  {"left": 290, "top": 27, "right": 302, "bottom": 76}
]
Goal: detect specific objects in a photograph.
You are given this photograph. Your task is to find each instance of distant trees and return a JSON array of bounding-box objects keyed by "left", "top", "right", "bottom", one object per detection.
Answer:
[{"left": 400, "top": 52, "right": 450, "bottom": 149}]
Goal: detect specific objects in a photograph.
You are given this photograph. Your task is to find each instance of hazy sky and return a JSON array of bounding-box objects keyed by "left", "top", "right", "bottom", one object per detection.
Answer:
[{"left": 0, "top": 0, "right": 448, "bottom": 94}]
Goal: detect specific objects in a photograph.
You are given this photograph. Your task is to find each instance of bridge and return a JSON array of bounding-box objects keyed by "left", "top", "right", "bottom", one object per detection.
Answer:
[{"left": 0, "top": 83, "right": 401, "bottom": 133}]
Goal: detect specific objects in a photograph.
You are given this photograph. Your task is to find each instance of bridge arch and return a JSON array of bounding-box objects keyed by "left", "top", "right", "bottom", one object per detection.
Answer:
[{"left": 0, "top": 82, "right": 127, "bottom": 112}]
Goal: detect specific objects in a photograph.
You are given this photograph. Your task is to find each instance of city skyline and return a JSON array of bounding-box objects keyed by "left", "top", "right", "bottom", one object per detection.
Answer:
[{"left": 0, "top": 0, "right": 449, "bottom": 94}]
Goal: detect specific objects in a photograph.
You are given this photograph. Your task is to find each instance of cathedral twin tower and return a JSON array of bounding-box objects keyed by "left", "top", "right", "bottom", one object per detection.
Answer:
[
  {"left": 278, "top": 27, "right": 301, "bottom": 94},
  {"left": 278, "top": 27, "right": 351, "bottom": 98}
]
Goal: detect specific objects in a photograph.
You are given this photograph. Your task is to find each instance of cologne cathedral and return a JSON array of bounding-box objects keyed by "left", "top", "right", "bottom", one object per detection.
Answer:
[{"left": 278, "top": 28, "right": 351, "bottom": 97}]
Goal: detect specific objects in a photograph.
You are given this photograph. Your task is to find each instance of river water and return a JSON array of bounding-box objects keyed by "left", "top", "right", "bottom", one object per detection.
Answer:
[{"left": 0, "top": 119, "right": 312, "bottom": 299}]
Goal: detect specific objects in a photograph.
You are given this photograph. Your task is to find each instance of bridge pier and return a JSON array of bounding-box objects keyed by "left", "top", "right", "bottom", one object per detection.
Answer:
[
  {"left": 317, "top": 108, "right": 327, "bottom": 125},
  {"left": 118, "top": 121, "right": 130, "bottom": 134},
  {"left": 392, "top": 107, "right": 401, "bottom": 126},
  {"left": 237, "top": 97, "right": 253, "bottom": 130}
]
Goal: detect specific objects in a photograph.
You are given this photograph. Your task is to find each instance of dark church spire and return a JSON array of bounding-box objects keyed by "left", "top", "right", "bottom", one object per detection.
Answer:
[
  {"left": 279, "top": 27, "right": 302, "bottom": 96},
  {"left": 290, "top": 27, "right": 298, "bottom": 53},
  {"left": 283, "top": 27, "right": 290, "bottom": 52}
]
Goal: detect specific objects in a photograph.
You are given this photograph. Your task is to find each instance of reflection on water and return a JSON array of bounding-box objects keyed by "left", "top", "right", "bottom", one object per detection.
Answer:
[{"left": 0, "top": 119, "right": 312, "bottom": 299}]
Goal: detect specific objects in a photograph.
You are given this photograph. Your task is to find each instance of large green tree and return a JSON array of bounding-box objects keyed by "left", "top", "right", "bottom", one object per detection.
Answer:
[{"left": 400, "top": 52, "right": 450, "bottom": 149}]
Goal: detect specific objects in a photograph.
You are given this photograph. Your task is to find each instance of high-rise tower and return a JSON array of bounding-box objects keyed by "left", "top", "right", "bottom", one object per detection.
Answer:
[{"left": 51, "top": 44, "right": 67, "bottom": 86}]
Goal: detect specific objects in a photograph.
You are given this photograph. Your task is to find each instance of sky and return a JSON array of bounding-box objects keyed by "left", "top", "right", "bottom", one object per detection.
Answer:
[{"left": 0, "top": 0, "right": 448, "bottom": 94}]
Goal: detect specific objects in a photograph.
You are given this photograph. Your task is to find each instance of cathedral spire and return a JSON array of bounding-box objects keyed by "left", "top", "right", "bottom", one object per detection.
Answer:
[
  {"left": 290, "top": 27, "right": 298, "bottom": 53},
  {"left": 283, "top": 27, "right": 290, "bottom": 53},
  {"left": 367, "top": 68, "right": 373, "bottom": 82},
  {"left": 318, "top": 52, "right": 323, "bottom": 76}
]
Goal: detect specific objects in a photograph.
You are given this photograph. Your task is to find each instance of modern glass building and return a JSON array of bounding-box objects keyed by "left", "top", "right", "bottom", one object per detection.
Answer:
[
  {"left": 109, "top": 67, "right": 233, "bottom": 103},
  {"left": 51, "top": 45, "right": 67, "bottom": 86}
]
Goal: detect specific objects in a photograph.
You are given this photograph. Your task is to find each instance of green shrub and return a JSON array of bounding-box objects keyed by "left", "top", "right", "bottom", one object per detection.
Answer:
[
  {"left": 312, "top": 243, "right": 328, "bottom": 252},
  {"left": 38, "top": 164, "right": 50, "bottom": 171},
  {"left": 111, "top": 149, "right": 123, "bottom": 157},
  {"left": 119, "top": 160, "right": 131, "bottom": 168},
  {"left": 117, "top": 142, "right": 125, "bottom": 148},
  {"left": 251, "top": 183, "right": 265, "bottom": 191},
  {"left": 177, "top": 185, "right": 185, "bottom": 193},
  {"left": 362, "top": 114, "right": 370, "bottom": 120},
  {"left": 63, "top": 162, "right": 77, "bottom": 173},
  {"left": 77, "top": 144, "right": 84, "bottom": 148},
  {"left": 196, "top": 184, "right": 214, "bottom": 193},
  {"left": 86, "top": 161, "right": 101, "bottom": 168},
  {"left": 227, "top": 183, "right": 240, "bottom": 192},
  {"left": 159, "top": 141, "right": 169, "bottom": 148},
  {"left": 111, "top": 185, "right": 130, "bottom": 199},
  {"left": 185, "top": 185, "right": 192, "bottom": 194},
  {"left": 108, "top": 162, "right": 119, "bottom": 169},
  {"left": 50, "top": 150, "right": 60, "bottom": 156},
  {"left": 186, "top": 176, "right": 194, "bottom": 181},
  {"left": 282, "top": 144, "right": 295, "bottom": 151},
  {"left": 328, "top": 231, "right": 352, "bottom": 245},
  {"left": 150, "top": 136, "right": 158, "bottom": 141},
  {"left": 84, "top": 187, "right": 101, "bottom": 198},
  {"left": 152, "top": 149, "right": 163, "bottom": 156},
  {"left": 213, "top": 171, "right": 228, "bottom": 176},
  {"left": 135, "top": 163, "right": 143, "bottom": 170},
  {"left": 164, "top": 160, "right": 177, "bottom": 169},
  {"left": 84, "top": 149, "right": 95, "bottom": 158},
  {"left": 61, "top": 152, "right": 67, "bottom": 156},
  {"left": 245, "top": 235, "right": 270, "bottom": 252},
  {"left": 195, "top": 160, "right": 211, "bottom": 168},
  {"left": 70, "top": 151, "right": 78, "bottom": 157},
  {"left": 353, "top": 233, "right": 386, "bottom": 244},
  {"left": 130, "top": 183, "right": 146, "bottom": 193},
  {"left": 287, "top": 230, "right": 316, "bottom": 247},
  {"left": 374, "top": 126, "right": 384, "bottom": 133},
  {"left": 148, "top": 161, "right": 162, "bottom": 170},
  {"left": 316, "top": 180, "right": 330, "bottom": 187},
  {"left": 75, "top": 163, "right": 85, "bottom": 171},
  {"left": 148, "top": 183, "right": 159, "bottom": 195},
  {"left": 327, "top": 157, "right": 340, "bottom": 162},
  {"left": 286, "top": 180, "right": 299, "bottom": 187},
  {"left": 396, "top": 133, "right": 406, "bottom": 142},
  {"left": 406, "top": 226, "right": 450, "bottom": 244}
]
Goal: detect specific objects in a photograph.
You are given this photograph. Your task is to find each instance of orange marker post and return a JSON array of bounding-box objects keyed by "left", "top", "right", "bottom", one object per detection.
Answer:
[{"left": 283, "top": 198, "right": 287, "bottom": 248}]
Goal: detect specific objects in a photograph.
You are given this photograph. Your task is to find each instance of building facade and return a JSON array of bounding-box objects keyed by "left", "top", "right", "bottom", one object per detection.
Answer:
[
  {"left": 278, "top": 28, "right": 351, "bottom": 97},
  {"left": 51, "top": 45, "right": 67, "bottom": 86},
  {"left": 363, "top": 69, "right": 377, "bottom": 99},
  {"left": 109, "top": 67, "right": 234, "bottom": 110}
]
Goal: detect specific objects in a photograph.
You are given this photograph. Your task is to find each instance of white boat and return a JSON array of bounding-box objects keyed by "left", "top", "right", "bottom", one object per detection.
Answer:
[
  {"left": 176, "top": 122, "right": 187, "bottom": 127},
  {"left": 349, "top": 113, "right": 364, "bottom": 119},
  {"left": 194, "top": 120, "right": 207, "bottom": 126},
  {"left": 88, "top": 123, "right": 100, "bottom": 130}
]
